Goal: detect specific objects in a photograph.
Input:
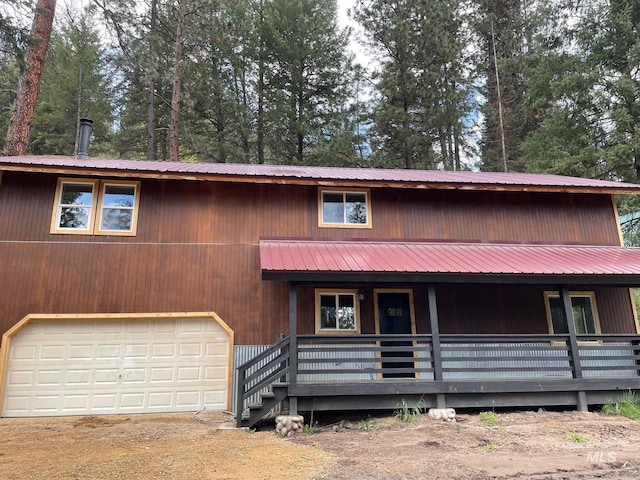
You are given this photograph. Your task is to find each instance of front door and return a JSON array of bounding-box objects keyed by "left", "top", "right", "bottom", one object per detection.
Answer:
[{"left": 375, "top": 290, "right": 416, "bottom": 378}]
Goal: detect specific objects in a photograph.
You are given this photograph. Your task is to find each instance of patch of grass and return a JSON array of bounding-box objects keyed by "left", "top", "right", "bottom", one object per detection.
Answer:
[
  {"left": 394, "top": 399, "right": 424, "bottom": 423},
  {"left": 603, "top": 391, "right": 640, "bottom": 420},
  {"left": 482, "top": 442, "right": 497, "bottom": 452},
  {"left": 563, "top": 432, "right": 586, "bottom": 443},
  {"left": 302, "top": 422, "right": 317, "bottom": 434},
  {"left": 479, "top": 410, "right": 500, "bottom": 426},
  {"left": 357, "top": 417, "right": 376, "bottom": 430}
]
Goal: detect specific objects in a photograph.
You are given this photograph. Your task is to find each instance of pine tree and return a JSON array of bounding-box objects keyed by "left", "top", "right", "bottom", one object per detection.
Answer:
[
  {"left": 262, "top": 0, "right": 353, "bottom": 164},
  {"left": 29, "top": 5, "right": 113, "bottom": 156},
  {"left": 354, "top": 0, "right": 473, "bottom": 170},
  {"left": 473, "top": 0, "right": 531, "bottom": 172},
  {"left": 3, "top": 0, "right": 56, "bottom": 155},
  {"left": 520, "top": 0, "right": 640, "bottom": 182}
]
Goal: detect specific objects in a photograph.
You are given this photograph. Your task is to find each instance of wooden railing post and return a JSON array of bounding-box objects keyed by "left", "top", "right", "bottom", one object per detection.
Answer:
[
  {"left": 288, "top": 283, "right": 298, "bottom": 415},
  {"left": 428, "top": 286, "right": 445, "bottom": 408},
  {"left": 235, "top": 364, "right": 247, "bottom": 428},
  {"left": 560, "top": 286, "right": 587, "bottom": 411}
]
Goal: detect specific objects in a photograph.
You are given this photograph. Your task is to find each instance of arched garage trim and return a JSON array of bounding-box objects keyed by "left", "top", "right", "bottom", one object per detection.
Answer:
[{"left": 0, "top": 312, "right": 234, "bottom": 417}]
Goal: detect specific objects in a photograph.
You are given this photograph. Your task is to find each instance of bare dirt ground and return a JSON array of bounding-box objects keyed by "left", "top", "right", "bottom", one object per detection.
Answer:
[{"left": 0, "top": 409, "right": 639, "bottom": 479}]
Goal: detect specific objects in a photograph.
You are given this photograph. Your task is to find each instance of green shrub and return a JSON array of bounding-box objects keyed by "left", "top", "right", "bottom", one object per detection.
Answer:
[
  {"left": 479, "top": 410, "right": 499, "bottom": 426},
  {"left": 394, "top": 399, "right": 424, "bottom": 423},
  {"left": 357, "top": 417, "right": 375, "bottom": 430},
  {"left": 563, "top": 432, "right": 586, "bottom": 443},
  {"left": 603, "top": 391, "right": 640, "bottom": 420}
]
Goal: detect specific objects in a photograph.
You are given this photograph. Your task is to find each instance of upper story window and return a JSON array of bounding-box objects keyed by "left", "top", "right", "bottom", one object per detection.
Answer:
[
  {"left": 51, "top": 178, "right": 140, "bottom": 236},
  {"left": 544, "top": 291, "right": 601, "bottom": 336},
  {"left": 318, "top": 188, "right": 371, "bottom": 228},
  {"left": 315, "top": 289, "right": 360, "bottom": 334}
]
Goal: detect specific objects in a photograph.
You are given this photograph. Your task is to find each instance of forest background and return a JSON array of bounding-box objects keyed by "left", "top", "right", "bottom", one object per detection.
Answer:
[{"left": 1, "top": 0, "right": 640, "bottom": 236}]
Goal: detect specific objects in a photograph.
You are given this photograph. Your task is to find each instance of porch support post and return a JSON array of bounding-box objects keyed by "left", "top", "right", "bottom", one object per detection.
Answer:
[
  {"left": 560, "top": 286, "right": 587, "bottom": 412},
  {"left": 428, "top": 286, "right": 446, "bottom": 409},
  {"left": 288, "top": 283, "right": 298, "bottom": 415}
]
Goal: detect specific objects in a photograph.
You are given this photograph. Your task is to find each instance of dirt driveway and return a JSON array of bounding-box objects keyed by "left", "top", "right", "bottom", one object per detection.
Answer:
[{"left": 0, "top": 409, "right": 639, "bottom": 479}]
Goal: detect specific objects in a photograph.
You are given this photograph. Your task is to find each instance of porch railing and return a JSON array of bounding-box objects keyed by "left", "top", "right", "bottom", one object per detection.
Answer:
[
  {"left": 234, "top": 333, "right": 640, "bottom": 423},
  {"left": 295, "top": 333, "right": 640, "bottom": 381},
  {"left": 235, "top": 336, "right": 290, "bottom": 422}
]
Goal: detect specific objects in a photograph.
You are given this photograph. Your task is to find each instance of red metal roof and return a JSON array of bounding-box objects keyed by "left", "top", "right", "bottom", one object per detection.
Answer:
[
  {"left": 2, "top": 155, "right": 640, "bottom": 193},
  {"left": 259, "top": 240, "right": 640, "bottom": 284}
]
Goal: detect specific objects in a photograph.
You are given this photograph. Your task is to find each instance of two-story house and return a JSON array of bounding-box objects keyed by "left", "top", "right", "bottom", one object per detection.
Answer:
[{"left": 1, "top": 156, "right": 639, "bottom": 427}]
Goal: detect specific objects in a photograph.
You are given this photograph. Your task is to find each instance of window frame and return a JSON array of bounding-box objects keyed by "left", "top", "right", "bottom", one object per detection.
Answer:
[
  {"left": 318, "top": 188, "right": 372, "bottom": 228},
  {"left": 543, "top": 291, "right": 602, "bottom": 345},
  {"left": 50, "top": 178, "right": 140, "bottom": 236},
  {"left": 314, "top": 288, "right": 361, "bottom": 334},
  {"left": 96, "top": 180, "right": 141, "bottom": 235}
]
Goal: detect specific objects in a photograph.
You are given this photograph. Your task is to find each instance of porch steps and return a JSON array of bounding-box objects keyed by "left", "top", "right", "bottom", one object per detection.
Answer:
[{"left": 241, "top": 382, "right": 289, "bottom": 428}]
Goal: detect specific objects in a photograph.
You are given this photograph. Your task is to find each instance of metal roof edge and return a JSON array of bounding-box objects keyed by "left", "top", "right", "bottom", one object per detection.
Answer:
[{"left": 2, "top": 156, "right": 640, "bottom": 194}]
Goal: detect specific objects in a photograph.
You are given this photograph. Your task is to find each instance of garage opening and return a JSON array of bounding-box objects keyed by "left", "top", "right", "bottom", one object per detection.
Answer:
[{"left": 0, "top": 312, "right": 233, "bottom": 417}]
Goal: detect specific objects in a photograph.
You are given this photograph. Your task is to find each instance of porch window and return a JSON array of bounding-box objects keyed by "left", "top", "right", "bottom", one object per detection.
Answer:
[
  {"left": 51, "top": 178, "right": 140, "bottom": 236},
  {"left": 318, "top": 189, "right": 371, "bottom": 228},
  {"left": 544, "top": 291, "right": 601, "bottom": 336},
  {"left": 315, "top": 289, "right": 360, "bottom": 334}
]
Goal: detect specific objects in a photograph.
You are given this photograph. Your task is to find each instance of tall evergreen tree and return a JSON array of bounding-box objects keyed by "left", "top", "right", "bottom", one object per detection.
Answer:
[
  {"left": 182, "top": 0, "right": 255, "bottom": 163},
  {"left": 29, "top": 6, "right": 113, "bottom": 156},
  {"left": 262, "top": 0, "right": 353, "bottom": 165},
  {"left": 354, "top": 0, "right": 473, "bottom": 170},
  {"left": 4, "top": 0, "right": 56, "bottom": 155},
  {"left": 521, "top": 0, "right": 640, "bottom": 182},
  {"left": 473, "top": 0, "right": 531, "bottom": 172}
]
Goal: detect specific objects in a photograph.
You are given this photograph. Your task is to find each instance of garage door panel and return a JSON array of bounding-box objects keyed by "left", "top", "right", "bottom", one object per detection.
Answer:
[
  {"left": 152, "top": 344, "right": 176, "bottom": 357},
  {"left": 2, "top": 315, "right": 231, "bottom": 417},
  {"left": 63, "top": 395, "right": 88, "bottom": 410},
  {"left": 8, "top": 370, "right": 33, "bottom": 386}
]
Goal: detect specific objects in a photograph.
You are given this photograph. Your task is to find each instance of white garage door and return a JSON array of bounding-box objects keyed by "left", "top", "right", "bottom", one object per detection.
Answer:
[{"left": 1, "top": 313, "right": 233, "bottom": 417}]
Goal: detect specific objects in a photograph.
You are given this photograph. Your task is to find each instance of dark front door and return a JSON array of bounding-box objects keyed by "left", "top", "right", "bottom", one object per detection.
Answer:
[{"left": 376, "top": 291, "right": 415, "bottom": 378}]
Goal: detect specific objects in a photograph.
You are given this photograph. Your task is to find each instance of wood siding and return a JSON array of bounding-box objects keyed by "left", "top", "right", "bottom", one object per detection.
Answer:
[
  {"left": 0, "top": 171, "right": 633, "bottom": 343},
  {"left": 296, "top": 285, "right": 636, "bottom": 336}
]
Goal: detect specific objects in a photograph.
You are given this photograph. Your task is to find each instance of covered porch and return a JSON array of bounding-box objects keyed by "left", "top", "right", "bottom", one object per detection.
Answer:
[{"left": 235, "top": 240, "right": 640, "bottom": 427}]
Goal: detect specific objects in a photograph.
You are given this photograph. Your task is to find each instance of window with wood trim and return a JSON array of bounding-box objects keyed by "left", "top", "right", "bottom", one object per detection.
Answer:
[
  {"left": 318, "top": 189, "right": 371, "bottom": 228},
  {"left": 51, "top": 178, "right": 140, "bottom": 235},
  {"left": 315, "top": 289, "right": 360, "bottom": 334},
  {"left": 544, "top": 291, "right": 601, "bottom": 335}
]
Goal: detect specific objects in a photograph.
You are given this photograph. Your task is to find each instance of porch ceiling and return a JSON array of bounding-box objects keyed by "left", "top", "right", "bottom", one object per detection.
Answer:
[{"left": 259, "top": 239, "right": 640, "bottom": 286}]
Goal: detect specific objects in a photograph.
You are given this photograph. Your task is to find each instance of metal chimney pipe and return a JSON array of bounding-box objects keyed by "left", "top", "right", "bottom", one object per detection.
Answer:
[{"left": 76, "top": 118, "right": 94, "bottom": 159}]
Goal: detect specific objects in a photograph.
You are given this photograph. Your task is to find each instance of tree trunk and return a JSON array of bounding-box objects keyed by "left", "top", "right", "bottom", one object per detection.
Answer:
[
  {"left": 146, "top": 0, "right": 158, "bottom": 161},
  {"left": 256, "top": 0, "right": 265, "bottom": 164},
  {"left": 73, "top": 67, "right": 84, "bottom": 157},
  {"left": 297, "top": 85, "right": 304, "bottom": 164},
  {"left": 169, "top": 0, "right": 187, "bottom": 162},
  {"left": 4, "top": 0, "right": 57, "bottom": 156}
]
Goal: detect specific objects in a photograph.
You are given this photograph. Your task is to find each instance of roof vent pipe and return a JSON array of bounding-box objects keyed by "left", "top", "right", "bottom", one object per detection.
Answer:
[{"left": 76, "top": 118, "right": 94, "bottom": 159}]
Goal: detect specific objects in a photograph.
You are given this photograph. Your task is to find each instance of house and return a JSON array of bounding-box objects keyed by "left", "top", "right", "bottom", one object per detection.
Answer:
[{"left": 1, "top": 155, "right": 640, "bottom": 427}]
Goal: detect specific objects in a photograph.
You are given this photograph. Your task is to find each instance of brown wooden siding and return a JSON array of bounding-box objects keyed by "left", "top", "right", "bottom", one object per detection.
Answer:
[
  {"left": 296, "top": 285, "right": 636, "bottom": 336},
  {"left": 0, "top": 171, "right": 632, "bottom": 343}
]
